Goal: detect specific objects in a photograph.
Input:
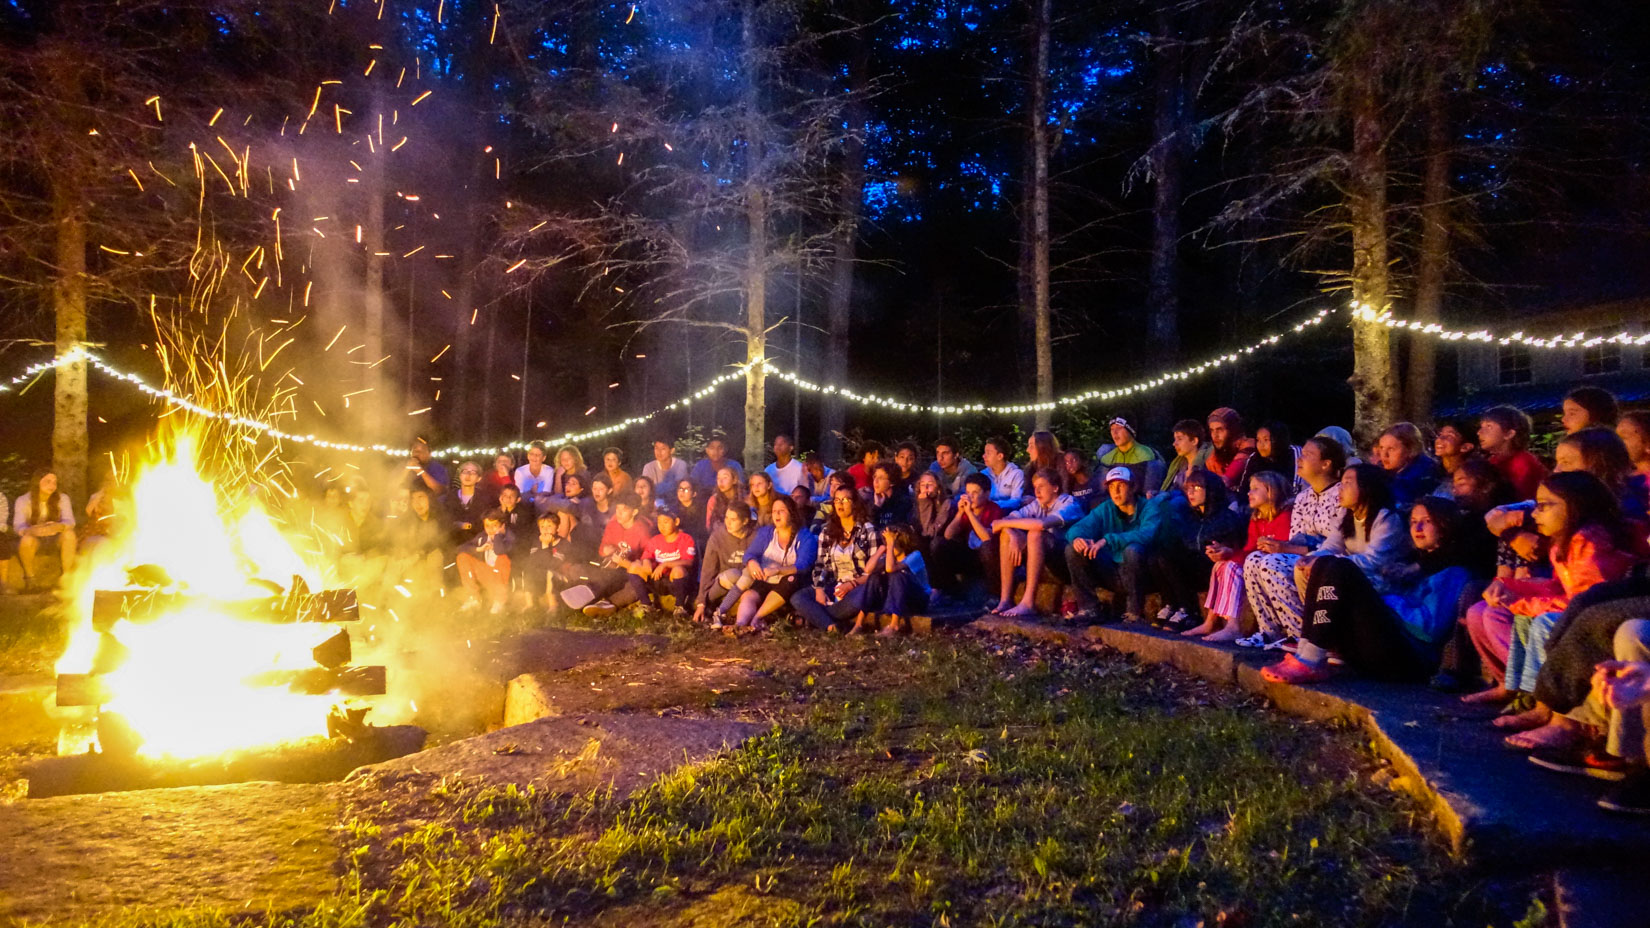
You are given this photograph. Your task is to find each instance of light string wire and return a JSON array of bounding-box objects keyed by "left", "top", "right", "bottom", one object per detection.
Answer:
[
  {"left": 0, "top": 307, "right": 1338, "bottom": 457},
  {"left": 1349, "top": 302, "right": 1650, "bottom": 348},
  {"left": 21, "top": 302, "right": 1630, "bottom": 457}
]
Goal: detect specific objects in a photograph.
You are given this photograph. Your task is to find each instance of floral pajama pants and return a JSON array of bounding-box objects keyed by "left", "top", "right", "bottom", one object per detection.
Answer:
[{"left": 1243, "top": 552, "right": 1305, "bottom": 639}]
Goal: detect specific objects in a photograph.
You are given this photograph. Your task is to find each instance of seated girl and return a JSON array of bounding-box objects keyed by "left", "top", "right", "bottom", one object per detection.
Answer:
[
  {"left": 1193, "top": 470, "right": 1291, "bottom": 642},
  {"left": 633, "top": 475, "right": 661, "bottom": 518},
  {"left": 706, "top": 465, "right": 746, "bottom": 533},
  {"left": 791, "top": 486, "right": 881, "bottom": 634},
  {"left": 1157, "top": 469, "right": 1245, "bottom": 637},
  {"left": 728, "top": 496, "right": 818, "bottom": 633},
  {"left": 580, "top": 473, "right": 614, "bottom": 532},
  {"left": 695, "top": 504, "right": 755, "bottom": 626},
  {"left": 13, "top": 469, "right": 78, "bottom": 590},
  {"left": 747, "top": 471, "right": 781, "bottom": 527},
  {"left": 1467, "top": 472, "right": 1643, "bottom": 751},
  {"left": 1262, "top": 497, "right": 1474, "bottom": 684},
  {"left": 912, "top": 472, "right": 954, "bottom": 552}
]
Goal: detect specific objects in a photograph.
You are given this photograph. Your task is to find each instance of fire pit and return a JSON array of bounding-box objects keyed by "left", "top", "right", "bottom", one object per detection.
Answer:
[{"left": 26, "top": 431, "right": 424, "bottom": 798}]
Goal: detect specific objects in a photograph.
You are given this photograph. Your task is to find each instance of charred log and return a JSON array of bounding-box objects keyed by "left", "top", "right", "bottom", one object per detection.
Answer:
[{"left": 24, "top": 725, "right": 427, "bottom": 798}]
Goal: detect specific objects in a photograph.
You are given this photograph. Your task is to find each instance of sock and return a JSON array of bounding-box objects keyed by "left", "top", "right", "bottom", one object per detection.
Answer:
[{"left": 1295, "top": 639, "right": 1329, "bottom": 665}]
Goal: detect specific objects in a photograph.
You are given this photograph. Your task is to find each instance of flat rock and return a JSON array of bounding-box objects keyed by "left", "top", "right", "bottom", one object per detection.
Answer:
[
  {"left": 355, "top": 713, "right": 766, "bottom": 798},
  {"left": 0, "top": 781, "right": 338, "bottom": 924}
]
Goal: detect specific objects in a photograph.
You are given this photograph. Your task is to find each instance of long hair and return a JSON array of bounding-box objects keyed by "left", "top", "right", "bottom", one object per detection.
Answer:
[
  {"left": 767, "top": 494, "right": 802, "bottom": 537},
  {"left": 1409, "top": 496, "right": 1463, "bottom": 557},
  {"left": 820, "top": 485, "right": 870, "bottom": 546},
  {"left": 1339, "top": 463, "right": 1396, "bottom": 540},
  {"left": 554, "top": 444, "right": 586, "bottom": 472},
  {"left": 1539, "top": 470, "right": 1632, "bottom": 560},
  {"left": 25, "top": 469, "right": 60, "bottom": 526},
  {"left": 1028, "top": 430, "right": 1062, "bottom": 476},
  {"left": 1247, "top": 470, "right": 1290, "bottom": 521},
  {"left": 1558, "top": 427, "right": 1633, "bottom": 493}
]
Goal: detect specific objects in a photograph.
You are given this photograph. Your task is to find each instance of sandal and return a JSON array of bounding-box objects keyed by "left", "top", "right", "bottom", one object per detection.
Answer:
[{"left": 1260, "top": 654, "right": 1336, "bottom": 685}]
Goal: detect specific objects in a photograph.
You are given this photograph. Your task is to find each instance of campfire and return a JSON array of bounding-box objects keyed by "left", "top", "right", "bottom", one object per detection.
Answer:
[{"left": 33, "top": 431, "right": 420, "bottom": 797}]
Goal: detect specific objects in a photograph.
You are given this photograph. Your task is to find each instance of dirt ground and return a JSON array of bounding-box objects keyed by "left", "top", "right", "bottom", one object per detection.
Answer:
[
  {"left": 0, "top": 620, "right": 788, "bottom": 925},
  {"left": 0, "top": 781, "right": 340, "bottom": 924}
]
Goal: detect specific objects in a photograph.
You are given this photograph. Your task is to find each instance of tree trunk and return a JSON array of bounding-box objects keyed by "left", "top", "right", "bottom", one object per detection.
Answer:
[
  {"left": 1143, "top": 10, "right": 1187, "bottom": 437},
  {"left": 744, "top": 187, "right": 768, "bottom": 474},
  {"left": 820, "top": 38, "right": 868, "bottom": 465},
  {"left": 1407, "top": 73, "right": 1449, "bottom": 423},
  {"left": 740, "top": 0, "right": 768, "bottom": 474},
  {"left": 52, "top": 182, "right": 88, "bottom": 503},
  {"left": 1347, "top": 61, "right": 1399, "bottom": 446},
  {"left": 1027, "top": 0, "right": 1054, "bottom": 429}
]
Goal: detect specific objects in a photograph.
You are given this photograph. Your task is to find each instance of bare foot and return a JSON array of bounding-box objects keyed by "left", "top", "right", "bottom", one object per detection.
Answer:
[
  {"left": 988, "top": 600, "right": 1013, "bottom": 615},
  {"left": 1504, "top": 718, "right": 1585, "bottom": 752},
  {"left": 848, "top": 617, "right": 870, "bottom": 635},
  {"left": 1492, "top": 703, "right": 1551, "bottom": 731},
  {"left": 1203, "top": 622, "right": 1243, "bottom": 644},
  {"left": 1001, "top": 603, "right": 1039, "bottom": 618},
  {"left": 1181, "top": 618, "right": 1219, "bottom": 637},
  {"left": 1461, "top": 685, "right": 1512, "bottom": 706},
  {"left": 877, "top": 620, "right": 904, "bottom": 637}
]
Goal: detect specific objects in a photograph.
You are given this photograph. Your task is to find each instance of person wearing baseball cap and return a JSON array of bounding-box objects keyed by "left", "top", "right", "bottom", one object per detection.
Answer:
[
  {"left": 1095, "top": 417, "right": 1166, "bottom": 497},
  {"left": 985, "top": 467, "right": 1085, "bottom": 617},
  {"left": 1062, "top": 464, "right": 1169, "bottom": 623}
]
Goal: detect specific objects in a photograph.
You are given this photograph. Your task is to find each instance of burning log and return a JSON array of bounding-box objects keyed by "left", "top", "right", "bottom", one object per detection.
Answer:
[
  {"left": 57, "top": 665, "right": 384, "bottom": 708},
  {"left": 23, "top": 725, "right": 427, "bottom": 798},
  {"left": 243, "top": 665, "right": 386, "bottom": 697},
  {"left": 91, "top": 585, "right": 358, "bottom": 631}
]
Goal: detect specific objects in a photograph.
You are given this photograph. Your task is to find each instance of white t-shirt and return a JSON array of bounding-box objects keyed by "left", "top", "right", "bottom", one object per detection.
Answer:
[
  {"left": 765, "top": 459, "right": 807, "bottom": 495},
  {"left": 514, "top": 464, "right": 556, "bottom": 499}
]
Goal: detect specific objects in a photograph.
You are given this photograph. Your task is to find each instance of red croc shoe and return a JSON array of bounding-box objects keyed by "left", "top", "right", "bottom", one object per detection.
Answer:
[{"left": 1260, "top": 654, "right": 1336, "bottom": 685}]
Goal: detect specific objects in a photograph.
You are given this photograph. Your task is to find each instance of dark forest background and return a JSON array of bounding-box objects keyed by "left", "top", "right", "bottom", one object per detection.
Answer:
[{"left": 3, "top": 0, "right": 1649, "bottom": 493}]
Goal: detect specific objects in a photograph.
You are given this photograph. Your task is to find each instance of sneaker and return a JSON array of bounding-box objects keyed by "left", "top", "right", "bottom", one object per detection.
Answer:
[
  {"left": 709, "top": 614, "right": 726, "bottom": 630},
  {"left": 1233, "top": 633, "right": 1271, "bottom": 649},
  {"left": 582, "top": 601, "right": 617, "bottom": 617},
  {"left": 560, "top": 584, "right": 596, "bottom": 611},
  {"left": 1598, "top": 772, "right": 1650, "bottom": 816},
  {"left": 460, "top": 598, "right": 481, "bottom": 612},
  {"left": 1155, "top": 605, "right": 1174, "bottom": 622},
  {"left": 1529, "top": 749, "right": 1628, "bottom": 782},
  {"left": 489, "top": 601, "right": 504, "bottom": 615},
  {"left": 671, "top": 606, "right": 688, "bottom": 619}
]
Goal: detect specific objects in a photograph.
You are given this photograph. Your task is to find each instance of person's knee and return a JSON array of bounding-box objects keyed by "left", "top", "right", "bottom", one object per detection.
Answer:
[
  {"left": 1615, "top": 618, "right": 1650, "bottom": 660},
  {"left": 1121, "top": 544, "right": 1146, "bottom": 568}
]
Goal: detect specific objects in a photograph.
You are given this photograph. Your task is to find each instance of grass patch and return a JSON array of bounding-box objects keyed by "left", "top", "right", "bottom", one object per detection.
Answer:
[{"left": 324, "top": 635, "right": 1508, "bottom": 928}]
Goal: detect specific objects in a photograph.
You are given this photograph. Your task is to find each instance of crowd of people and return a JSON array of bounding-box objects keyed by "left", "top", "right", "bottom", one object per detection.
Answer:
[{"left": 4, "top": 384, "right": 1650, "bottom": 816}]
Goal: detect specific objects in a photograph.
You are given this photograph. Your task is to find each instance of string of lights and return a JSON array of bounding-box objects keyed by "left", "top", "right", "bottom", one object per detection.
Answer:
[
  {"left": 16, "top": 303, "right": 1631, "bottom": 459},
  {"left": 0, "top": 307, "right": 1337, "bottom": 457},
  {"left": 0, "top": 346, "right": 750, "bottom": 459},
  {"left": 1349, "top": 303, "right": 1650, "bottom": 348}
]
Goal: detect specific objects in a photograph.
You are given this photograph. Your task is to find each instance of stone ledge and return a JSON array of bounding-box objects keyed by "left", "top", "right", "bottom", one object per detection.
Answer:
[{"left": 973, "top": 615, "right": 1650, "bottom": 869}]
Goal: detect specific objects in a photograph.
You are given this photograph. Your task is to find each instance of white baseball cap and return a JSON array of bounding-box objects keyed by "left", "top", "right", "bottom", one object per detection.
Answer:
[{"left": 1103, "top": 466, "right": 1133, "bottom": 485}]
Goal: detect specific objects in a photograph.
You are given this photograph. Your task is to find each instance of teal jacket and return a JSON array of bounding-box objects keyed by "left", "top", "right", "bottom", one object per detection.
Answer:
[{"left": 1065, "top": 495, "right": 1167, "bottom": 565}]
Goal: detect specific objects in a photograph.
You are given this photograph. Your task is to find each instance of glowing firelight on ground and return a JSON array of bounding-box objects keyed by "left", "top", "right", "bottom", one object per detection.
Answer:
[{"left": 55, "top": 429, "right": 349, "bottom": 759}]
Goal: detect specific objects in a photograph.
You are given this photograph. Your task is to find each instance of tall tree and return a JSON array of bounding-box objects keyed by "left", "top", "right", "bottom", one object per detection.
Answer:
[{"left": 1024, "top": 0, "right": 1055, "bottom": 428}]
